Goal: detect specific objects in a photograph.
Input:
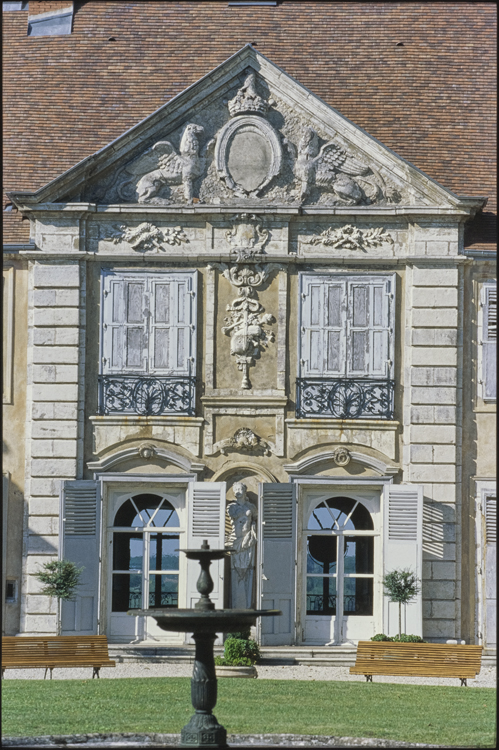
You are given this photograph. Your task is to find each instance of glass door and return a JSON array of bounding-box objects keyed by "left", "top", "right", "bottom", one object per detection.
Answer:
[
  {"left": 108, "top": 492, "right": 184, "bottom": 642},
  {"left": 303, "top": 496, "right": 375, "bottom": 644}
]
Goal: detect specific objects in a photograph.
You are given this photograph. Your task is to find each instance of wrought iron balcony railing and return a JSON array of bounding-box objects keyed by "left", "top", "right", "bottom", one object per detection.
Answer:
[
  {"left": 98, "top": 375, "right": 196, "bottom": 416},
  {"left": 296, "top": 378, "right": 394, "bottom": 420}
]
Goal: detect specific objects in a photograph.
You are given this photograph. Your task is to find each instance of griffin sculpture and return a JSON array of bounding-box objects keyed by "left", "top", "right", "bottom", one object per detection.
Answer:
[
  {"left": 291, "top": 127, "right": 397, "bottom": 205},
  {"left": 117, "top": 123, "right": 214, "bottom": 204}
]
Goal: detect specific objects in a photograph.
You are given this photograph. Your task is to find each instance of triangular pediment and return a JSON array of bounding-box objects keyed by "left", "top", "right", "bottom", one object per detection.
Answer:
[{"left": 9, "top": 46, "right": 473, "bottom": 211}]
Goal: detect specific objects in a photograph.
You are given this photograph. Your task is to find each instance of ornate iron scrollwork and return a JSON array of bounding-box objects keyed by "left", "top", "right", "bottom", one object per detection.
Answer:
[
  {"left": 98, "top": 375, "right": 196, "bottom": 416},
  {"left": 297, "top": 378, "right": 394, "bottom": 420}
]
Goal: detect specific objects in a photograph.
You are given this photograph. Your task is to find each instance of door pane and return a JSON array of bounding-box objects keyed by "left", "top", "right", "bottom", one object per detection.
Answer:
[
  {"left": 307, "top": 576, "right": 336, "bottom": 615},
  {"left": 343, "top": 577, "right": 373, "bottom": 616},
  {"left": 344, "top": 536, "right": 374, "bottom": 574},
  {"left": 148, "top": 574, "right": 179, "bottom": 609},
  {"left": 113, "top": 533, "right": 142, "bottom": 571},
  {"left": 112, "top": 573, "right": 142, "bottom": 611},
  {"left": 307, "top": 535, "right": 337, "bottom": 574},
  {"left": 149, "top": 534, "right": 180, "bottom": 571}
]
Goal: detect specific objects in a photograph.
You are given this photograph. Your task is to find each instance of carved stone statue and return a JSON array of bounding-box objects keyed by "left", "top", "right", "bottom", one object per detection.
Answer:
[
  {"left": 290, "top": 127, "right": 400, "bottom": 205},
  {"left": 117, "top": 123, "right": 215, "bottom": 204},
  {"left": 226, "top": 483, "right": 258, "bottom": 609}
]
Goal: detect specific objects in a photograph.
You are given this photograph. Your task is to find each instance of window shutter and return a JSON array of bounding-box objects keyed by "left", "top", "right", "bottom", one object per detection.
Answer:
[
  {"left": 347, "top": 277, "right": 392, "bottom": 378},
  {"left": 484, "top": 494, "right": 496, "bottom": 648},
  {"left": 60, "top": 481, "right": 101, "bottom": 635},
  {"left": 150, "top": 274, "right": 196, "bottom": 376},
  {"left": 186, "top": 482, "right": 226, "bottom": 611},
  {"left": 300, "top": 274, "right": 393, "bottom": 380},
  {"left": 258, "top": 483, "right": 296, "bottom": 645},
  {"left": 485, "top": 495, "right": 496, "bottom": 545},
  {"left": 482, "top": 285, "right": 496, "bottom": 401},
  {"left": 102, "top": 273, "right": 147, "bottom": 374},
  {"left": 382, "top": 484, "right": 423, "bottom": 637}
]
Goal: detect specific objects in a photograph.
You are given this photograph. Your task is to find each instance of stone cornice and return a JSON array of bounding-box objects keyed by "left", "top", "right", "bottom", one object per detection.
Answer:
[{"left": 14, "top": 202, "right": 485, "bottom": 218}]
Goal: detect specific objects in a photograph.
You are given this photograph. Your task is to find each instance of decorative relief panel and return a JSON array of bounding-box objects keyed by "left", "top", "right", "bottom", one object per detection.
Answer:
[
  {"left": 304, "top": 224, "right": 394, "bottom": 251},
  {"left": 80, "top": 66, "right": 415, "bottom": 208},
  {"left": 102, "top": 222, "right": 188, "bottom": 252},
  {"left": 214, "top": 428, "right": 272, "bottom": 457},
  {"left": 212, "top": 213, "right": 279, "bottom": 390}
]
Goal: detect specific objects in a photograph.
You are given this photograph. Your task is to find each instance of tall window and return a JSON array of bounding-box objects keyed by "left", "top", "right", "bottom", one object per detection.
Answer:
[
  {"left": 99, "top": 270, "right": 197, "bottom": 415},
  {"left": 306, "top": 497, "right": 374, "bottom": 616},
  {"left": 111, "top": 494, "right": 181, "bottom": 612},
  {"left": 298, "top": 273, "right": 395, "bottom": 419}
]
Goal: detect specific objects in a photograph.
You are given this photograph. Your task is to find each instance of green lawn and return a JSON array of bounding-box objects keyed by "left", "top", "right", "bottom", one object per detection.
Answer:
[{"left": 2, "top": 677, "right": 496, "bottom": 747}]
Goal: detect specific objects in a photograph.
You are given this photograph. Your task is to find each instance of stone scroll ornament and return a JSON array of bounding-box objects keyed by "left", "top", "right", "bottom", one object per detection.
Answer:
[
  {"left": 289, "top": 126, "right": 402, "bottom": 205},
  {"left": 305, "top": 224, "right": 394, "bottom": 251},
  {"left": 103, "top": 222, "right": 188, "bottom": 252},
  {"left": 218, "top": 214, "right": 277, "bottom": 390},
  {"left": 117, "top": 123, "right": 215, "bottom": 204},
  {"left": 215, "top": 428, "right": 272, "bottom": 457}
]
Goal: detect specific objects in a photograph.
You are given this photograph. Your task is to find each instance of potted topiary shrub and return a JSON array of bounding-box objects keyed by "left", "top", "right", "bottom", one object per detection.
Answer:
[
  {"left": 34, "top": 560, "right": 84, "bottom": 635},
  {"left": 215, "top": 628, "right": 260, "bottom": 678},
  {"left": 382, "top": 567, "right": 420, "bottom": 640}
]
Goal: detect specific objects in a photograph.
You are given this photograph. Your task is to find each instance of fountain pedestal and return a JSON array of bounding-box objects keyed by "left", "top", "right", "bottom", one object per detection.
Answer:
[{"left": 131, "top": 540, "right": 280, "bottom": 749}]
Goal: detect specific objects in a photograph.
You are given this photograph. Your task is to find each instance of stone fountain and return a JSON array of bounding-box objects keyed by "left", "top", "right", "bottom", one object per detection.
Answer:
[{"left": 131, "top": 539, "right": 281, "bottom": 749}]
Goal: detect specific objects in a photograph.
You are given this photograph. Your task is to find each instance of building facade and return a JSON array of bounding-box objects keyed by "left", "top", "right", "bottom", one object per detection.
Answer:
[{"left": 3, "top": 2, "right": 496, "bottom": 653}]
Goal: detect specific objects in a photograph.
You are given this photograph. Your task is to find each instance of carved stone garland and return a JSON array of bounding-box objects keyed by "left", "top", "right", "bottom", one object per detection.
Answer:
[
  {"left": 103, "top": 222, "right": 188, "bottom": 252},
  {"left": 305, "top": 224, "right": 394, "bottom": 251},
  {"left": 218, "top": 214, "right": 277, "bottom": 390}
]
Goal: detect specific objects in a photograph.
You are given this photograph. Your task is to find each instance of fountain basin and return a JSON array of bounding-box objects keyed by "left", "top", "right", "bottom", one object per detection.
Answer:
[{"left": 132, "top": 608, "right": 281, "bottom": 633}]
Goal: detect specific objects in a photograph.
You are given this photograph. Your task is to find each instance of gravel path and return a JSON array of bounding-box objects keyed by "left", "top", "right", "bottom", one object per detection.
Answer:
[{"left": 3, "top": 660, "right": 496, "bottom": 687}]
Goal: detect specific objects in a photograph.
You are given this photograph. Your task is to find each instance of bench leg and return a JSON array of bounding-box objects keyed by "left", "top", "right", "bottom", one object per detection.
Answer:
[
  {"left": 365, "top": 675, "right": 372, "bottom": 683},
  {"left": 460, "top": 678, "right": 467, "bottom": 687},
  {"left": 92, "top": 668, "right": 100, "bottom": 679}
]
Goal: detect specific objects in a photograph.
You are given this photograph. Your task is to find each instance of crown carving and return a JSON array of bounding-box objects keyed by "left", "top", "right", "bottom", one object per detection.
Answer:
[{"left": 227, "top": 71, "right": 269, "bottom": 117}]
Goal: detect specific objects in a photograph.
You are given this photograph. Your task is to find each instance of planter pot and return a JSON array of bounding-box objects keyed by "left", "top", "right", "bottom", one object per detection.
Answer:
[{"left": 215, "top": 664, "right": 258, "bottom": 678}]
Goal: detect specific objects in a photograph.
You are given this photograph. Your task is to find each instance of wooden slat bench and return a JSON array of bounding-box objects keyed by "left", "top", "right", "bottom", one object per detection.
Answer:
[
  {"left": 2, "top": 635, "right": 116, "bottom": 680},
  {"left": 350, "top": 641, "right": 483, "bottom": 686}
]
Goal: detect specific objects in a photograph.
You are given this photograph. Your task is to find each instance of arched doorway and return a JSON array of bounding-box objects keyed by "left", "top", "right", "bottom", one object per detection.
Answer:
[
  {"left": 303, "top": 496, "right": 376, "bottom": 645},
  {"left": 107, "top": 491, "right": 185, "bottom": 642}
]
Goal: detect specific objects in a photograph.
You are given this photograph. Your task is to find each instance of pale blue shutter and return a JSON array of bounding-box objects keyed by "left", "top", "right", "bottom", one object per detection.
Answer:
[
  {"left": 347, "top": 276, "right": 393, "bottom": 378},
  {"left": 60, "top": 481, "right": 101, "bottom": 635},
  {"left": 258, "top": 483, "right": 296, "bottom": 645},
  {"left": 485, "top": 494, "right": 496, "bottom": 647},
  {"left": 382, "top": 485, "right": 423, "bottom": 637},
  {"left": 186, "top": 482, "right": 226, "bottom": 610},
  {"left": 101, "top": 273, "right": 147, "bottom": 374},
  {"left": 150, "top": 273, "right": 196, "bottom": 376},
  {"left": 482, "top": 285, "right": 496, "bottom": 401}
]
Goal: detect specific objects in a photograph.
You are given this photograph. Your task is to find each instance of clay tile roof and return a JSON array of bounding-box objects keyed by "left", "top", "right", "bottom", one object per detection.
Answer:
[{"left": 3, "top": 1, "right": 496, "bottom": 250}]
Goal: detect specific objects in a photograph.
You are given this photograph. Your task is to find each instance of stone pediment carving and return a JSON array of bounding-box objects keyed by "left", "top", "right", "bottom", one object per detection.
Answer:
[{"left": 12, "top": 47, "right": 475, "bottom": 214}]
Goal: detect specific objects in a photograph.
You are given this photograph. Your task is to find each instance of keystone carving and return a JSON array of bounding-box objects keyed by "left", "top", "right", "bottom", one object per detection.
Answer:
[
  {"left": 289, "top": 127, "right": 402, "bottom": 206},
  {"left": 215, "top": 428, "right": 272, "bottom": 457},
  {"left": 305, "top": 224, "right": 394, "bottom": 251},
  {"left": 103, "top": 222, "right": 188, "bottom": 252},
  {"left": 332, "top": 447, "right": 351, "bottom": 466},
  {"left": 117, "top": 123, "right": 215, "bottom": 204},
  {"left": 138, "top": 443, "right": 157, "bottom": 460}
]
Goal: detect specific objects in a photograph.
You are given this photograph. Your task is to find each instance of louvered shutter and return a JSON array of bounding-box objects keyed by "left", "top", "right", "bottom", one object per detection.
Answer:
[
  {"left": 258, "top": 483, "right": 296, "bottom": 645},
  {"left": 186, "top": 482, "right": 226, "bottom": 611},
  {"left": 484, "top": 494, "right": 496, "bottom": 648},
  {"left": 382, "top": 484, "right": 423, "bottom": 637},
  {"left": 60, "top": 480, "right": 101, "bottom": 635},
  {"left": 347, "top": 277, "right": 393, "bottom": 378},
  {"left": 150, "top": 274, "right": 196, "bottom": 376},
  {"left": 300, "top": 274, "right": 394, "bottom": 380},
  {"left": 482, "top": 285, "right": 496, "bottom": 401},
  {"left": 102, "top": 273, "right": 147, "bottom": 374}
]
